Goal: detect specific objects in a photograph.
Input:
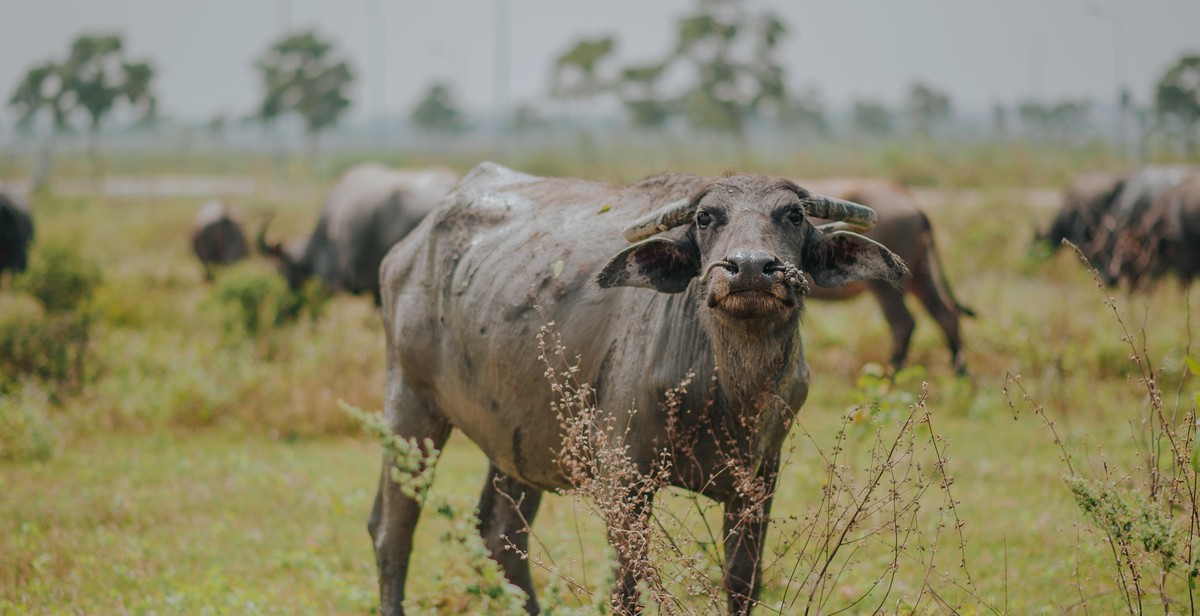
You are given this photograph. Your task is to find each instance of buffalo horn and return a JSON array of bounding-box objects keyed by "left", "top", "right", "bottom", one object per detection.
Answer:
[
  {"left": 621, "top": 199, "right": 694, "bottom": 242},
  {"left": 802, "top": 195, "right": 877, "bottom": 232}
]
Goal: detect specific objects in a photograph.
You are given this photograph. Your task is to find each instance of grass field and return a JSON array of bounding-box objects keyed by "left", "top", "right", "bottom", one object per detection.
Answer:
[{"left": 1, "top": 146, "right": 1198, "bottom": 614}]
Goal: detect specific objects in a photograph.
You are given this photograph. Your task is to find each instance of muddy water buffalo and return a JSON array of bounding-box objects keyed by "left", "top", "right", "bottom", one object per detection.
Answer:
[
  {"left": 1038, "top": 171, "right": 1125, "bottom": 255},
  {"left": 1133, "top": 172, "right": 1200, "bottom": 286},
  {"left": 1100, "top": 165, "right": 1198, "bottom": 286},
  {"left": 258, "top": 164, "right": 459, "bottom": 302},
  {"left": 370, "top": 163, "right": 907, "bottom": 615},
  {"left": 800, "top": 179, "right": 974, "bottom": 374},
  {"left": 0, "top": 185, "right": 34, "bottom": 280},
  {"left": 191, "top": 200, "right": 248, "bottom": 280}
]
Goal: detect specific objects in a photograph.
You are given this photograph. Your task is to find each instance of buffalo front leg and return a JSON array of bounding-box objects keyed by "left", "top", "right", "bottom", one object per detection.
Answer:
[
  {"left": 723, "top": 458, "right": 779, "bottom": 615},
  {"left": 367, "top": 382, "right": 452, "bottom": 616},
  {"left": 476, "top": 464, "right": 544, "bottom": 614},
  {"left": 610, "top": 488, "right": 656, "bottom": 615}
]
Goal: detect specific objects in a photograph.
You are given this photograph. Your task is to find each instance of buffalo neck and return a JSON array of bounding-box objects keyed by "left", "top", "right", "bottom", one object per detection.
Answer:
[{"left": 698, "top": 299, "right": 805, "bottom": 469}]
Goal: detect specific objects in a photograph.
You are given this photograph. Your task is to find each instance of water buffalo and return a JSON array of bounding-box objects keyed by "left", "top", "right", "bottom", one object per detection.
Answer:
[
  {"left": 1038, "top": 171, "right": 1125, "bottom": 256},
  {"left": 1133, "top": 172, "right": 1200, "bottom": 287},
  {"left": 1100, "top": 165, "right": 1197, "bottom": 286},
  {"left": 370, "top": 163, "right": 907, "bottom": 614},
  {"left": 0, "top": 185, "right": 34, "bottom": 281},
  {"left": 258, "top": 163, "right": 459, "bottom": 303},
  {"left": 800, "top": 179, "right": 974, "bottom": 374},
  {"left": 191, "top": 200, "right": 248, "bottom": 281}
]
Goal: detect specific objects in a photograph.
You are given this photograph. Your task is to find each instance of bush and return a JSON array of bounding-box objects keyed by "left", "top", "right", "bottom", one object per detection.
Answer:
[
  {"left": 0, "top": 384, "right": 56, "bottom": 462},
  {"left": 15, "top": 242, "right": 102, "bottom": 314},
  {"left": 0, "top": 303, "right": 94, "bottom": 394},
  {"left": 208, "top": 266, "right": 331, "bottom": 342}
]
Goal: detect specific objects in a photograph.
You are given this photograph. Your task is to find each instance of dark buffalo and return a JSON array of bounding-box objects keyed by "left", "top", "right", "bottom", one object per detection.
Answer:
[
  {"left": 258, "top": 163, "right": 459, "bottom": 302},
  {"left": 1132, "top": 172, "right": 1200, "bottom": 286},
  {"left": 191, "top": 200, "right": 249, "bottom": 281},
  {"left": 1100, "top": 165, "right": 1197, "bottom": 286},
  {"left": 1038, "top": 171, "right": 1125, "bottom": 255},
  {"left": 800, "top": 179, "right": 974, "bottom": 374},
  {"left": 370, "top": 163, "right": 907, "bottom": 614},
  {"left": 0, "top": 185, "right": 34, "bottom": 280}
]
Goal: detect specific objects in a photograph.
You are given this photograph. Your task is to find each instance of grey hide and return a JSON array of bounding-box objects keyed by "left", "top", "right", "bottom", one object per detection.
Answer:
[
  {"left": 258, "top": 163, "right": 459, "bottom": 302},
  {"left": 369, "top": 163, "right": 908, "bottom": 615}
]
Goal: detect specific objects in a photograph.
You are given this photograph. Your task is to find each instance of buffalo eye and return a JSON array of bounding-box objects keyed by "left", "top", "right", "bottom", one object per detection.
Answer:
[
  {"left": 696, "top": 210, "right": 713, "bottom": 229},
  {"left": 786, "top": 207, "right": 804, "bottom": 226}
]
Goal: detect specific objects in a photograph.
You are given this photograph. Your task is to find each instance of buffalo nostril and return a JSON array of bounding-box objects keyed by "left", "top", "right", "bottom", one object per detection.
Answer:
[{"left": 763, "top": 260, "right": 786, "bottom": 275}]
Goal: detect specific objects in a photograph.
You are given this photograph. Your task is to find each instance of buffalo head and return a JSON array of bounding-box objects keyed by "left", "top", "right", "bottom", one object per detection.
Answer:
[
  {"left": 256, "top": 215, "right": 312, "bottom": 290},
  {"left": 596, "top": 175, "right": 907, "bottom": 323}
]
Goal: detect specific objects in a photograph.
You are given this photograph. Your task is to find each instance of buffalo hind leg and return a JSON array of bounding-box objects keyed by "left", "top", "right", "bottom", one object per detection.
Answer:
[
  {"left": 868, "top": 282, "right": 916, "bottom": 374},
  {"left": 368, "top": 382, "right": 453, "bottom": 616},
  {"left": 909, "top": 268, "right": 967, "bottom": 375},
  {"left": 723, "top": 457, "right": 779, "bottom": 616},
  {"left": 476, "top": 464, "right": 544, "bottom": 614}
]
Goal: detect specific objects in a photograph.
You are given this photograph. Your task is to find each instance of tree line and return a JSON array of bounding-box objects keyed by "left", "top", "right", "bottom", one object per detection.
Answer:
[{"left": 8, "top": 0, "right": 1200, "bottom": 171}]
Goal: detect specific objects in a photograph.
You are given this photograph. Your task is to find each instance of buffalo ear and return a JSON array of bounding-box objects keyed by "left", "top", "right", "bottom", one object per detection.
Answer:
[
  {"left": 805, "top": 230, "right": 908, "bottom": 288},
  {"left": 596, "top": 237, "right": 699, "bottom": 293}
]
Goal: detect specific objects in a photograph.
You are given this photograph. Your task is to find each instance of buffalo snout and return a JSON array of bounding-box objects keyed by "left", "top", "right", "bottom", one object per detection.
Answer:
[{"left": 704, "top": 250, "right": 799, "bottom": 319}]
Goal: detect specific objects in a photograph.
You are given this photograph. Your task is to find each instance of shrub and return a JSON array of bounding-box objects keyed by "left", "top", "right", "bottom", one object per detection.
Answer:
[
  {"left": 208, "top": 266, "right": 331, "bottom": 342},
  {"left": 0, "top": 303, "right": 94, "bottom": 394},
  {"left": 15, "top": 242, "right": 102, "bottom": 314}
]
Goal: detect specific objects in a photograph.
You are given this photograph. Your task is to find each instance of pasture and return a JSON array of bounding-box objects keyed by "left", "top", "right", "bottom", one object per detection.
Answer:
[{"left": 1, "top": 147, "right": 1197, "bottom": 614}]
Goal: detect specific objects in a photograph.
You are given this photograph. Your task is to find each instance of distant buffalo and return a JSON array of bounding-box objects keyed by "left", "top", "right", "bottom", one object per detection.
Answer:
[
  {"left": 1130, "top": 172, "right": 1200, "bottom": 287},
  {"left": 258, "top": 164, "right": 459, "bottom": 303},
  {"left": 0, "top": 185, "right": 34, "bottom": 281},
  {"left": 191, "top": 200, "right": 249, "bottom": 281},
  {"left": 1038, "top": 171, "right": 1125, "bottom": 256},
  {"left": 1099, "top": 165, "right": 1196, "bottom": 287},
  {"left": 801, "top": 179, "right": 974, "bottom": 374}
]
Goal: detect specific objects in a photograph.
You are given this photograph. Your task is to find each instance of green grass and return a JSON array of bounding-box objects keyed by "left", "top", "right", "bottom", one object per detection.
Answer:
[{"left": 1, "top": 144, "right": 1199, "bottom": 613}]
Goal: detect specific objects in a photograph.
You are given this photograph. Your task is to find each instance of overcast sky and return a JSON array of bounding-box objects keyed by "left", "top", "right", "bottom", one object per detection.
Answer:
[{"left": 2, "top": 0, "right": 1198, "bottom": 123}]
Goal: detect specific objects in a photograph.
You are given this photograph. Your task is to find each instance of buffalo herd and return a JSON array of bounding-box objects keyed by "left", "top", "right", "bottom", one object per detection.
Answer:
[{"left": 6, "top": 157, "right": 1197, "bottom": 615}]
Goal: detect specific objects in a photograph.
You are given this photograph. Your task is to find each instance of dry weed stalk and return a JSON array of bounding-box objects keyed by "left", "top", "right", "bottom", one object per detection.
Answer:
[
  {"left": 518, "top": 321, "right": 982, "bottom": 614},
  {"left": 1004, "top": 241, "right": 1199, "bottom": 614}
]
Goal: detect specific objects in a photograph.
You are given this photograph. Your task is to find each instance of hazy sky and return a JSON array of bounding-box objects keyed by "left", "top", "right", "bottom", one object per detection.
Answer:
[{"left": 2, "top": 0, "right": 1198, "bottom": 122}]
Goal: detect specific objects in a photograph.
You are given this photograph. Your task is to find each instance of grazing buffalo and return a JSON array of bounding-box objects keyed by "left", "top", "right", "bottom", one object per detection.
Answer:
[
  {"left": 1038, "top": 171, "right": 1125, "bottom": 256},
  {"left": 800, "top": 179, "right": 974, "bottom": 374},
  {"left": 370, "top": 163, "right": 907, "bottom": 615},
  {"left": 191, "top": 200, "right": 249, "bottom": 280},
  {"left": 1099, "top": 165, "right": 1197, "bottom": 286},
  {"left": 0, "top": 185, "right": 34, "bottom": 280},
  {"left": 258, "top": 164, "right": 459, "bottom": 303},
  {"left": 1135, "top": 172, "right": 1200, "bottom": 287}
]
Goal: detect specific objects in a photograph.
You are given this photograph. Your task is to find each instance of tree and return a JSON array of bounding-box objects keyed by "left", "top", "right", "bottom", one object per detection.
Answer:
[
  {"left": 669, "top": 1, "right": 789, "bottom": 138},
  {"left": 992, "top": 102, "right": 1008, "bottom": 138},
  {"left": 779, "top": 85, "right": 829, "bottom": 138},
  {"left": 7, "top": 33, "right": 156, "bottom": 187},
  {"left": 1155, "top": 54, "right": 1200, "bottom": 153},
  {"left": 852, "top": 100, "right": 893, "bottom": 138},
  {"left": 512, "top": 103, "right": 548, "bottom": 134},
  {"left": 549, "top": 36, "right": 616, "bottom": 104},
  {"left": 906, "top": 81, "right": 952, "bottom": 136},
  {"left": 616, "top": 62, "right": 671, "bottom": 130},
  {"left": 254, "top": 31, "right": 354, "bottom": 163},
  {"left": 60, "top": 34, "right": 156, "bottom": 175},
  {"left": 410, "top": 82, "right": 465, "bottom": 133}
]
